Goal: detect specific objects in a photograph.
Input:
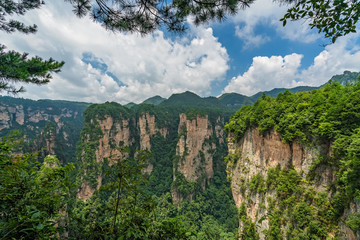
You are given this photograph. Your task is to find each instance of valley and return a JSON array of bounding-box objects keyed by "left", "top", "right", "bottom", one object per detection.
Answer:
[{"left": 1, "top": 71, "right": 360, "bottom": 239}]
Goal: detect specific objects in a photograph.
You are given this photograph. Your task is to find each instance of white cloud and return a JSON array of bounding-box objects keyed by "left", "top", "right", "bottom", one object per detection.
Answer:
[
  {"left": 232, "top": 0, "right": 320, "bottom": 47},
  {"left": 299, "top": 33, "right": 360, "bottom": 86},
  {"left": 0, "top": 1, "right": 229, "bottom": 104},
  {"left": 223, "top": 53, "right": 303, "bottom": 95},
  {"left": 235, "top": 25, "right": 270, "bottom": 49},
  {"left": 223, "top": 33, "right": 360, "bottom": 95}
]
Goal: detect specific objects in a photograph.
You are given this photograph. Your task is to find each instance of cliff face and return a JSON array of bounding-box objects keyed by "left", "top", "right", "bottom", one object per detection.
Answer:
[
  {"left": 176, "top": 113, "right": 215, "bottom": 182},
  {"left": 0, "top": 97, "right": 89, "bottom": 163},
  {"left": 76, "top": 103, "right": 228, "bottom": 202},
  {"left": 227, "top": 128, "right": 357, "bottom": 239}
]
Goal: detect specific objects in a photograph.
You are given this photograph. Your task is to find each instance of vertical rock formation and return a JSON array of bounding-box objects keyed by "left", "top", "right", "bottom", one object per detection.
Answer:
[
  {"left": 76, "top": 104, "right": 228, "bottom": 203},
  {"left": 0, "top": 97, "right": 88, "bottom": 163},
  {"left": 227, "top": 128, "right": 357, "bottom": 239},
  {"left": 172, "top": 113, "right": 226, "bottom": 203}
]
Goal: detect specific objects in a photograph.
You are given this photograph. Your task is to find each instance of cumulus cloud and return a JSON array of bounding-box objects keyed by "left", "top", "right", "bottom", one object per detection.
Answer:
[
  {"left": 223, "top": 53, "right": 303, "bottom": 95},
  {"left": 299, "top": 33, "right": 360, "bottom": 86},
  {"left": 0, "top": 1, "right": 229, "bottom": 104},
  {"left": 223, "top": 33, "right": 360, "bottom": 95}
]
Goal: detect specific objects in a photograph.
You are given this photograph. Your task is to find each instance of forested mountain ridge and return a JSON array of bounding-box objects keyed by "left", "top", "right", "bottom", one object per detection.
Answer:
[
  {"left": 1, "top": 70, "right": 360, "bottom": 239},
  {"left": 74, "top": 101, "right": 239, "bottom": 237},
  {"left": 0, "top": 96, "right": 89, "bottom": 163},
  {"left": 225, "top": 79, "right": 360, "bottom": 239}
]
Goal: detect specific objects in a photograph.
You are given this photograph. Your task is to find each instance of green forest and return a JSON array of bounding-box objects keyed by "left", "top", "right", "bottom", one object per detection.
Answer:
[
  {"left": 0, "top": 96, "right": 238, "bottom": 239},
  {"left": 2, "top": 0, "right": 360, "bottom": 239},
  {"left": 226, "top": 78, "right": 360, "bottom": 238},
  {"left": 1, "top": 75, "right": 360, "bottom": 239}
]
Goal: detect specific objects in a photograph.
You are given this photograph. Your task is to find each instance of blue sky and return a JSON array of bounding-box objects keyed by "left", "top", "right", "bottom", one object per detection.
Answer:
[{"left": 1, "top": 0, "right": 360, "bottom": 104}]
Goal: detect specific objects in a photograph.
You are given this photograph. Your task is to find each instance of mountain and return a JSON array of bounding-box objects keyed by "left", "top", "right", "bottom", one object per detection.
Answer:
[
  {"left": 75, "top": 101, "right": 238, "bottom": 236},
  {"left": 142, "top": 95, "right": 166, "bottom": 105},
  {"left": 225, "top": 81, "right": 360, "bottom": 239},
  {"left": 160, "top": 91, "right": 225, "bottom": 109},
  {"left": 218, "top": 93, "right": 254, "bottom": 110},
  {"left": 328, "top": 70, "right": 360, "bottom": 85},
  {"left": 124, "top": 102, "right": 137, "bottom": 109},
  {"left": 0, "top": 96, "right": 90, "bottom": 163},
  {"left": 250, "top": 85, "right": 319, "bottom": 102},
  {"left": 2, "top": 71, "right": 360, "bottom": 238}
]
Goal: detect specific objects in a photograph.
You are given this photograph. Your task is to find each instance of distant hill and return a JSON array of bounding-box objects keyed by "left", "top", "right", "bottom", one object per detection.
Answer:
[
  {"left": 218, "top": 93, "right": 254, "bottom": 110},
  {"left": 217, "top": 86, "right": 319, "bottom": 111},
  {"left": 250, "top": 86, "right": 319, "bottom": 102},
  {"left": 142, "top": 95, "right": 166, "bottom": 105},
  {"left": 327, "top": 70, "right": 360, "bottom": 85},
  {"left": 124, "top": 102, "right": 137, "bottom": 109},
  {"left": 160, "top": 91, "right": 226, "bottom": 109},
  {"left": 133, "top": 71, "right": 360, "bottom": 111}
]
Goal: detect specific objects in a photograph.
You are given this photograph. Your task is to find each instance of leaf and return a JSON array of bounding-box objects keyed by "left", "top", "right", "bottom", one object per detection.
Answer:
[
  {"left": 31, "top": 211, "right": 40, "bottom": 219},
  {"left": 36, "top": 223, "right": 44, "bottom": 230}
]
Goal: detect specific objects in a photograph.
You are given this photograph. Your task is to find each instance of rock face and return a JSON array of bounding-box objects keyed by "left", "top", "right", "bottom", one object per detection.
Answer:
[
  {"left": 176, "top": 113, "right": 214, "bottom": 182},
  {"left": 76, "top": 105, "right": 227, "bottom": 202},
  {"left": 0, "top": 97, "right": 89, "bottom": 163},
  {"left": 139, "top": 113, "right": 167, "bottom": 151},
  {"left": 227, "top": 128, "right": 357, "bottom": 239}
]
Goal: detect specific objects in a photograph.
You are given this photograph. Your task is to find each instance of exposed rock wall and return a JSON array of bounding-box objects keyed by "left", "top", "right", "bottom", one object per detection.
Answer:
[
  {"left": 77, "top": 111, "right": 227, "bottom": 203},
  {"left": 227, "top": 128, "right": 356, "bottom": 239},
  {"left": 176, "top": 113, "right": 214, "bottom": 183},
  {"left": 138, "top": 113, "right": 167, "bottom": 151},
  {"left": 172, "top": 114, "right": 226, "bottom": 203},
  {"left": 96, "top": 116, "right": 132, "bottom": 162},
  {"left": 78, "top": 113, "right": 169, "bottom": 200}
]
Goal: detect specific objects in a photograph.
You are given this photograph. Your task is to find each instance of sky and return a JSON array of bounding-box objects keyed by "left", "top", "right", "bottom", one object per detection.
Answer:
[{"left": 1, "top": 0, "right": 360, "bottom": 104}]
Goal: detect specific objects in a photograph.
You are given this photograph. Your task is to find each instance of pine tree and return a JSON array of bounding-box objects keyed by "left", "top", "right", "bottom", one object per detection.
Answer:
[{"left": 0, "top": 0, "right": 64, "bottom": 93}]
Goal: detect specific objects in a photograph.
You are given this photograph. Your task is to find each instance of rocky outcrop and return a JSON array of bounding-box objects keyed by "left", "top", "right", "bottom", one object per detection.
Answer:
[
  {"left": 138, "top": 113, "right": 167, "bottom": 151},
  {"left": 77, "top": 110, "right": 227, "bottom": 203},
  {"left": 96, "top": 116, "right": 132, "bottom": 163},
  {"left": 0, "top": 103, "right": 81, "bottom": 131},
  {"left": 176, "top": 113, "right": 214, "bottom": 183},
  {"left": 227, "top": 128, "right": 356, "bottom": 239},
  {"left": 172, "top": 114, "right": 225, "bottom": 203}
]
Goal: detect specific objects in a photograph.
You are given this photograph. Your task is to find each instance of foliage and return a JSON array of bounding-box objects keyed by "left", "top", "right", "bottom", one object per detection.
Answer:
[
  {"left": 0, "top": 1, "right": 64, "bottom": 93},
  {"left": 0, "top": 134, "right": 74, "bottom": 239},
  {"left": 66, "top": 0, "right": 253, "bottom": 34},
  {"left": 69, "top": 150, "right": 196, "bottom": 239},
  {"left": 0, "top": 45, "right": 64, "bottom": 93},
  {"left": 84, "top": 101, "right": 132, "bottom": 122},
  {"left": 226, "top": 79, "right": 360, "bottom": 238},
  {"left": 226, "top": 79, "right": 360, "bottom": 144},
  {"left": 66, "top": 0, "right": 360, "bottom": 42},
  {"left": 263, "top": 166, "right": 333, "bottom": 239},
  {"left": 281, "top": 0, "right": 360, "bottom": 43},
  {"left": 248, "top": 173, "right": 266, "bottom": 193}
]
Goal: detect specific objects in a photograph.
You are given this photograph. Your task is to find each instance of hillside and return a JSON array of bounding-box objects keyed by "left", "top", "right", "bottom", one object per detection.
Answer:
[
  {"left": 2, "top": 71, "right": 360, "bottom": 239},
  {"left": 73, "top": 100, "right": 238, "bottom": 238},
  {"left": 225, "top": 80, "right": 360, "bottom": 239},
  {"left": 0, "top": 96, "right": 90, "bottom": 163},
  {"left": 142, "top": 95, "right": 166, "bottom": 105}
]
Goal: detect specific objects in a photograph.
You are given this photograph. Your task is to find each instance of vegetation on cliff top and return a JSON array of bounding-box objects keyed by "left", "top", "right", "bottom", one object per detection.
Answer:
[{"left": 226, "top": 78, "right": 360, "bottom": 236}]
